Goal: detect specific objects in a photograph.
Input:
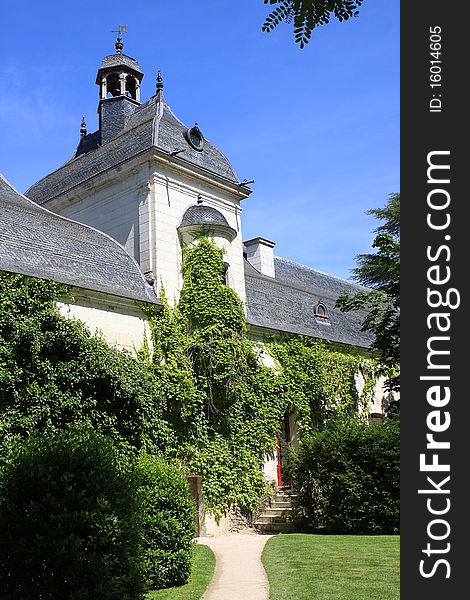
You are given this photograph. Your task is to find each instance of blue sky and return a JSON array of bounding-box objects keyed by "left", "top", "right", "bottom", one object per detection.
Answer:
[{"left": 0, "top": 0, "right": 399, "bottom": 280}]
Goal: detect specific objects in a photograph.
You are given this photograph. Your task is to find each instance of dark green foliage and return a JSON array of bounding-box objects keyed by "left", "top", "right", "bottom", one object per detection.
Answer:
[
  {"left": 0, "top": 247, "right": 388, "bottom": 536},
  {"left": 262, "top": 1, "right": 364, "bottom": 48},
  {"left": 138, "top": 454, "right": 195, "bottom": 590},
  {"left": 336, "top": 194, "right": 400, "bottom": 395},
  {"left": 0, "top": 272, "right": 170, "bottom": 461},
  {"left": 0, "top": 427, "right": 145, "bottom": 600},
  {"left": 290, "top": 415, "right": 400, "bottom": 534}
]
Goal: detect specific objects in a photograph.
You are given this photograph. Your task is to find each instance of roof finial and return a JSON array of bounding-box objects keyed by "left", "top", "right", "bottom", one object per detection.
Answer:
[
  {"left": 112, "top": 25, "right": 127, "bottom": 54},
  {"left": 156, "top": 69, "right": 164, "bottom": 93},
  {"left": 80, "top": 115, "right": 87, "bottom": 138}
]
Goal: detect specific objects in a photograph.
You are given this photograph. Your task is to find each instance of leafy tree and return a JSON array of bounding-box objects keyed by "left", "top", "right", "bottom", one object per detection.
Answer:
[
  {"left": 262, "top": 0, "right": 364, "bottom": 48},
  {"left": 336, "top": 193, "right": 400, "bottom": 395}
]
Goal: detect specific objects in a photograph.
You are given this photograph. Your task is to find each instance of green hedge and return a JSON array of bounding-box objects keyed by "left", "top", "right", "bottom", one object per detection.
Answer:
[
  {"left": 290, "top": 415, "right": 400, "bottom": 534},
  {"left": 0, "top": 427, "right": 145, "bottom": 600},
  {"left": 0, "top": 430, "right": 198, "bottom": 598},
  {"left": 0, "top": 272, "right": 171, "bottom": 459},
  {"left": 139, "top": 454, "right": 195, "bottom": 590}
]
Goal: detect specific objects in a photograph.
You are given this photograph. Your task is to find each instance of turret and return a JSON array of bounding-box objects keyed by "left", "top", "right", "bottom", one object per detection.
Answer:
[{"left": 95, "top": 32, "right": 144, "bottom": 144}]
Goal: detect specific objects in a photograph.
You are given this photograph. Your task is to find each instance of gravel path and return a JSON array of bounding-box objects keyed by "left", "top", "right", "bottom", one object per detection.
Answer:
[{"left": 197, "top": 532, "right": 273, "bottom": 600}]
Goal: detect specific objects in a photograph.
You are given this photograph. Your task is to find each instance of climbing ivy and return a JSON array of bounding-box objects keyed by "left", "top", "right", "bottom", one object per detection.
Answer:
[
  {"left": 147, "top": 238, "right": 283, "bottom": 515},
  {"left": 147, "top": 236, "right": 379, "bottom": 516}
]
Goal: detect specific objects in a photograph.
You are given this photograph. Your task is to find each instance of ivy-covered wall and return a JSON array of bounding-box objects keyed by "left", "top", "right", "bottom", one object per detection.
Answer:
[{"left": 145, "top": 236, "right": 380, "bottom": 517}]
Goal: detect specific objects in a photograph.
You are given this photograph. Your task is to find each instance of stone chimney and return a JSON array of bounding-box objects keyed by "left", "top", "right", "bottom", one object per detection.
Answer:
[{"left": 244, "top": 237, "right": 276, "bottom": 278}]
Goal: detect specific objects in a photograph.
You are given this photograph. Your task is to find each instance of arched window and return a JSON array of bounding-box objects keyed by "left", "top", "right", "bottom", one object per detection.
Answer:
[
  {"left": 125, "top": 75, "right": 137, "bottom": 100},
  {"left": 223, "top": 262, "right": 230, "bottom": 286},
  {"left": 314, "top": 302, "right": 330, "bottom": 323},
  {"left": 106, "top": 73, "right": 121, "bottom": 98}
]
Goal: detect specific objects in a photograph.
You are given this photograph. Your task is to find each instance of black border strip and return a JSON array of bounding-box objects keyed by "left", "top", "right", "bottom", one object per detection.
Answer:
[{"left": 401, "top": 1, "right": 469, "bottom": 597}]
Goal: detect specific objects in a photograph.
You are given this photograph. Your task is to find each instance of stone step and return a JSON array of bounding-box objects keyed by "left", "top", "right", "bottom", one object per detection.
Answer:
[
  {"left": 275, "top": 493, "right": 296, "bottom": 502},
  {"left": 255, "top": 514, "right": 291, "bottom": 525},
  {"left": 253, "top": 490, "right": 297, "bottom": 534},
  {"left": 271, "top": 501, "right": 291, "bottom": 509},
  {"left": 261, "top": 507, "right": 292, "bottom": 518},
  {"left": 254, "top": 521, "right": 294, "bottom": 534}
]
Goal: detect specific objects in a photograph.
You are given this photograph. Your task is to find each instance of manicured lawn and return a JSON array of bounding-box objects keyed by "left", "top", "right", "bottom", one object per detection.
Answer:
[
  {"left": 262, "top": 533, "right": 399, "bottom": 600},
  {"left": 146, "top": 543, "right": 215, "bottom": 600}
]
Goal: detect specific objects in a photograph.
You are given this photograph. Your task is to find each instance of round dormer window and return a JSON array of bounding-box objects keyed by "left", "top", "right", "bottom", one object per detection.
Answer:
[{"left": 185, "top": 124, "right": 204, "bottom": 151}]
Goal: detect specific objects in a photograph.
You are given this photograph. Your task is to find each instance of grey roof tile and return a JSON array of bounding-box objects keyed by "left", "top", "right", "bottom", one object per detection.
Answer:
[
  {"left": 244, "top": 256, "right": 374, "bottom": 349},
  {"left": 98, "top": 53, "right": 142, "bottom": 74},
  {"left": 0, "top": 174, "right": 159, "bottom": 305},
  {"left": 26, "top": 93, "right": 238, "bottom": 205}
]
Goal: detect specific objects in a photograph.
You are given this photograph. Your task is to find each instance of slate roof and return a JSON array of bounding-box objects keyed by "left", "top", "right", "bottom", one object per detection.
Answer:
[
  {"left": 26, "top": 92, "right": 239, "bottom": 205},
  {"left": 244, "top": 256, "right": 374, "bottom": 349},
  {"left": 0, "top": 174, "right": 159, "bottom": 305},
  {"left": 97, "top": 53, "right": 142, "bottom": 76},
  {"left": 179, "top": 205, "right": 232, "bottom": 229}
]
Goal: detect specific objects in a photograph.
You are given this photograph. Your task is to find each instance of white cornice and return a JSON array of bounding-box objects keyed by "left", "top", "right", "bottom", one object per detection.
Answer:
[
  {"left": 151, "top": 150, "right": 251, "bottom": 200},
  {"left": 60, "top": 286, "right": 161, "bottom": 313},
  {"left": 41, "top": 146, "right": 251, "bottom": 211}
]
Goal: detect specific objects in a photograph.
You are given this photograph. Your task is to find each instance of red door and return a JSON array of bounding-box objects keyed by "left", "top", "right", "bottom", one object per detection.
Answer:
[{"left": 276, "top": 413, "right": 291, "bottom": 490}]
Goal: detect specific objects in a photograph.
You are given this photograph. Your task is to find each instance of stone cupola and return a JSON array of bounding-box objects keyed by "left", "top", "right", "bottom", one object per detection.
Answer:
[{"left": 96, "top": 32, "right": 144, "bottom": 144}]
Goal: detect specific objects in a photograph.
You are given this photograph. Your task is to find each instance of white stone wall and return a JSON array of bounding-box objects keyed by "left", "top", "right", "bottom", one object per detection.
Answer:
[
  {"left": 150, "top": 164, "right": 246, "bottom": 304},
  {"left": 57, "top": 290, "right": 151, "bottom": 354},
  {"left": 46, "top": 156, "right": 247, "bottom": 307},
  {"left": 51, "top": 169, "right": 151, "bottom": 272}
]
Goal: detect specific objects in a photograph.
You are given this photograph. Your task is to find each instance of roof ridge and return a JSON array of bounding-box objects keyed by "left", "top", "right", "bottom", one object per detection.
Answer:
[
  {"left": 28, "top": 99, "right": 159, "bottom": 191},
  {"left": 274, "top": 255, "right": 366, "bottom": 288}
]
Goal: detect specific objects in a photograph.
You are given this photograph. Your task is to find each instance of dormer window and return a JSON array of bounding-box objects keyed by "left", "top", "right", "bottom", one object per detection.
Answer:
[
  {"left": 184, "top": 124, "right": 204, "bottom": 151},
  {"left": 314, "top": 302, "right": 330, "bottom": 324}
]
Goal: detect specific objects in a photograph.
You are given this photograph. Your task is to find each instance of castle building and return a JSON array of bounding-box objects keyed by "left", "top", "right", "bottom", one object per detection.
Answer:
[{"left": 0, "top": 37, "right": 386, "bottom": 512}]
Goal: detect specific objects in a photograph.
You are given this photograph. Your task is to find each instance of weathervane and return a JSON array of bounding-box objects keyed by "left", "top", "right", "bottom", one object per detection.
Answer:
[{"left": 112, "top": 25, "right": 128, "bottom": 54}]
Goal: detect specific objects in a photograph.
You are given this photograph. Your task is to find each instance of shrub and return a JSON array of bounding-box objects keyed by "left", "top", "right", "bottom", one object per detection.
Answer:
[
  {"left": 0, "top": 427, "right": 145, "bottom": 600},
  {"left": 0, "top": 272, "right": 171, "bottom": 461},
  {"left": 290, "top": 415, "right": 400, "bottom": 534},
  {"left": 138, "top": 454, "right": 196, "bottom": 590}
]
